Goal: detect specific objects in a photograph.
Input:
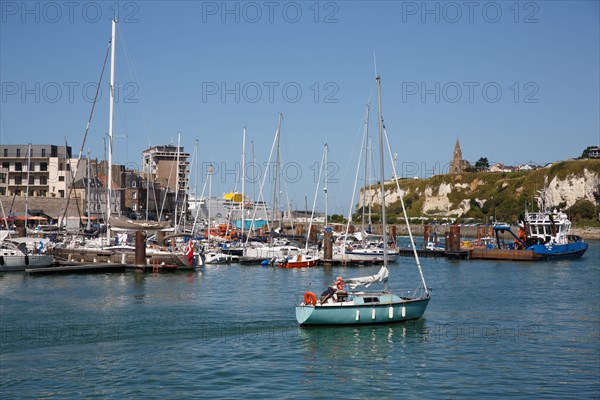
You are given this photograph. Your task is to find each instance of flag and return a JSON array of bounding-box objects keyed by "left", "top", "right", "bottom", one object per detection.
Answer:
[{"left": 186, "top": 240, "right": 195, "bottom": 267}]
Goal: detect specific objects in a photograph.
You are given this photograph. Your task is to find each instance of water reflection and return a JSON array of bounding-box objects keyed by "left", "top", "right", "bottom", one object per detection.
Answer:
[{"left": 298, "top": 319, "right": 430, "bottom": 389}]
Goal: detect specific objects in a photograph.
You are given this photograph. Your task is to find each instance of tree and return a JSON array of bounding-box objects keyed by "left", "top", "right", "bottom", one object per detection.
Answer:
[
  {"left": 328, "top": 214, "right": 346, "bottom": 224},
  {"left": 475, "top": 157, "right": 490, "bottom": 171},
  {"left": 580, "top": 145, "right": 597, "bottom": 159}
]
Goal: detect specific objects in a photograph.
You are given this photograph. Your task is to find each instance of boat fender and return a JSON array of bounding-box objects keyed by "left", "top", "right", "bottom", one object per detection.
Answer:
[
  {"left": 24, "top": 254, "right": 29, "bottom": 266},
  {"left": 304, "top": 291, "right": 317, "bottom": 306},
  {"left": 0, "top": 255, "right": 4, "bottom": 266}
]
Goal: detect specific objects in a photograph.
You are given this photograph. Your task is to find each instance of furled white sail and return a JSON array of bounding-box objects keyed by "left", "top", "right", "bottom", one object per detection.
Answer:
[{"left": 345, "top": 266, "right": 389, "bottom": 289}]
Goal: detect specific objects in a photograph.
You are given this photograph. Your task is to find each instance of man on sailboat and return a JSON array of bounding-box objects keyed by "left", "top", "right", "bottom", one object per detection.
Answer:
[{"left": 319, "top": 276, "right": 346, "bottom": 304}]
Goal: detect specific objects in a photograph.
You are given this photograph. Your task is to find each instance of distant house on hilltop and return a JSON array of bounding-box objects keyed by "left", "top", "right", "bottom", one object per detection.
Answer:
[
  {"left": 489, "top": 163, "right": 516, "bottom": 173},
  {"left": 449, "top": 139, "right": 471, "bottom": 174},
  {"left": 589, "top": 147, "right": 600, "bottom": 159},
  {"left": 517, "top": 163, "right": 541, "bottom": 171}
]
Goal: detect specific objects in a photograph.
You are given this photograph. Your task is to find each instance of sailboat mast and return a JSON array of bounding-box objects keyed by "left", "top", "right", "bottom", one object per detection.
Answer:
[
  {"left": 272, "top": 113, "right": 282, "bottom": 230},
  {"left": 376, "top": 75, "right": 389, "bottom": 291},
  {"left": 362, "top": 105, "right": 370, "bottom": 233},
  {"left": 86, "top": 151, "right": 91, "bottom": 230},
  {"left": 241, "top": 127, "right": 246, "bottom": 242},
  {"left": 251, "top": 140, "right": 256, "bottom": 236},
  {"left": 207, "top": 164, "right": 212, "bottom": 238},
  {"left": 25, "top": 143, "right": 31, "bottom": 231},
  {"left": 174, "top": 132, "right": 181, "bottom": 229},
  {"left": 324, "top": 142, "right": 328, "bottom": 229},
  {"left": 106, "top": 18, "right": 116, "bottom": 244}
]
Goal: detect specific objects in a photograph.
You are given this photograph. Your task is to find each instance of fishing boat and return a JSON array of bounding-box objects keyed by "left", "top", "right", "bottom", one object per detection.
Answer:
[
  {"left": 296, "top": 74, "right": 431, "bottom": 325},
  {"left": 489, "top": 189, "right": 588, "bottom": 260}
]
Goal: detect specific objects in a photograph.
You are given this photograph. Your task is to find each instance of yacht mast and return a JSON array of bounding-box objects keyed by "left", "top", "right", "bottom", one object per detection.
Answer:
[
  {"left": 241, "top": 127, "right": 246, "bottom": 242},
  {"left": 86, "top": 151, "right": 91, "bottom": 230},
  {"left": 174, "top": 132, "right": 181, "bottom": 229},
  {"left": 207, "top": 164, "right": 212, "bottom": 238},
  {"left": 361, "top": 105, "right": 370, "bottom": 233},
  {"left": 106, "top": 18, "right": 117, "bottom": 244},
  {"left": 376, "top": 75, "right": 389, "bottom": 292},
  {"left": 324, "top": 142, "right": 328, "bottom": 229},
  {"left": 272, "top": 113, "right": 282, "bottom": 230},
  {"left": 25, "top": 143, "right": 31, "bottom": 231}
]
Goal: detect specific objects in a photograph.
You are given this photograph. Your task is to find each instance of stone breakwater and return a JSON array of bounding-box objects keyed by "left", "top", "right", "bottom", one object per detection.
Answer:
[{"left": 570, "top": 227, "right": 600, "bottom": 240}]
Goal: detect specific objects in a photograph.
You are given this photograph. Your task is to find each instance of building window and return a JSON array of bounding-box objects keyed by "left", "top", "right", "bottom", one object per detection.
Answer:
[
  {"left": 3, "top": 149, "right": 7, "bottom": 157},
  {"left": 15, "top": 163, "right": 22, "bottom": 171},
  {"left": 41, "top": 148, "right": 46, "bottom": 157},
  {"left": 132, "top": 204, "right": 137, "bottom": 211},
  {"left": 15, "top": 176, "right": 22, "bottom": 185},
  {"left": 59, "top": 190, "right": 64, "bottom": 198},
  {"left": 16, "top": 149, "right": 20, "bottom": 157},
  {"left": 40, "top": 176, "right": 47, "bottom": 185},
  {"left": 29, "top": 176, "right": 34, "bottom": 184},
  {"left": 39, "top": 190, "right": 47, "bottom": 197},
  {"left": 0, "top": 173, "right": 5, "bottom": 183},
  {"left": 40, "top": 163, "right": 47, "bottom": 171},
  {"left": 132, "top": 192, "right": 137, "bottom": 200},
  {"left": 59, "top": 176, "right": 65, "bottom": 182},
  {"left": 2, "top": 162, "right": 8, "bottom": 169},
  {"left": 132, "top": 181, "right": 137, "bottom": 188},
  {"left": 0, "top": 188, "right": 4, "bottom": 195},
  {"left": 59, "top": 163, "right": 63, "bottom": 171}
]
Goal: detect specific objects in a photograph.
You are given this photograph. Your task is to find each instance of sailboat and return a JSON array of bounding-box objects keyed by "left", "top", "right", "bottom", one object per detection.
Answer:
[
  {"left": 275, "top": 143, "right": 328, "bottom": 269},
  {"left": 295, "top": 74, "right": 431, "bottom": 325},
  {"left": 50, "top": 19, "right": 201, "bottom": 269},
  {"left": 329, "top": 105, "right": 400, "bottom": 264}
]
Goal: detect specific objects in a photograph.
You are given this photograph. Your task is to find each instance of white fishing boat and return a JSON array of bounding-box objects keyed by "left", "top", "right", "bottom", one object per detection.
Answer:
[{"left": 296, "top": 73, "right": 431, "bottom": 325}]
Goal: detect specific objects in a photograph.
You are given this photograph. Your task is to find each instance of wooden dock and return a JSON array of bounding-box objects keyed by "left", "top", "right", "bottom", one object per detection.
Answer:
[{"left": 26, "top": 263, "right": 132, "bottom": 275}]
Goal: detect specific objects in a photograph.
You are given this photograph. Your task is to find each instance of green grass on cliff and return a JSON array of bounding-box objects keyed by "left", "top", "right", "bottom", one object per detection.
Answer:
[{"left": 360, "top": 159, "right": 600, "bottom": 225}]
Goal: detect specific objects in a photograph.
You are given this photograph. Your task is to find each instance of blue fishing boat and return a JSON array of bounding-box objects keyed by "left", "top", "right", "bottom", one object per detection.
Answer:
[
  {"left": 493, "top": 188, "right": 588, "bottom": 260},
  {"left": 295, "top": 74, "right": 431, "bottom": 325}
]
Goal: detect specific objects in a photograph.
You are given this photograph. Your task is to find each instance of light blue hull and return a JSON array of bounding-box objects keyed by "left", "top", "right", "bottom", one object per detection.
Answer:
[{"left": 296, "top": 296, "right": 430, "bottom": 325}]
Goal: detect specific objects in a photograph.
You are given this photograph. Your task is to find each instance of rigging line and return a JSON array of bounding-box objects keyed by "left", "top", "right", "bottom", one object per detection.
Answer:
[
  {"left": 245, "top": 120, "right": 279, "bottom": 244},
  {"left": 306, "top": 145, "right": 326, "bottom": 252},
  {"left": 158, "top": 143, "right": 177, "bottom": 222},
  {"left": 0, "top": 115, "right": 10, "bottom": 145},
  {"left": 118, "top": 23, "right": 153, "bottom": 151},
  {"left": 341, "top": 121, "right": 369, "bottom": 256},
  {"left": 383, "top": 126, "right": 428, "bottom": 294},
  {"left": 60, "top": 40, "right": 112, "bottom": 226}
]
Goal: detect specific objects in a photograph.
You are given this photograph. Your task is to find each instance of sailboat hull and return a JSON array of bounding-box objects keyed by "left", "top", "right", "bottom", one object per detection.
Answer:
[
  {"left": 0, "top": 254, "right": 55, "bottom": 271},
  {"left": 280, "top": 259, "right": 319, "bottom": 268},
  {"left": 295, "top": 296, "right": 430, "bottom": 325}
]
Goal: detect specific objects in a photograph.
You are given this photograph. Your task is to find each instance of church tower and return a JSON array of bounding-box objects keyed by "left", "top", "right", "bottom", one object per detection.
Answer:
[{"left": 450, "top": 139, "right": 465, "bottom": 174}]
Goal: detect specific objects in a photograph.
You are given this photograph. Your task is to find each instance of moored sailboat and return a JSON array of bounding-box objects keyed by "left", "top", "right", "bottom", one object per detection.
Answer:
[{"left": 296, "top": 73, "right": 431, "bottom": 325}]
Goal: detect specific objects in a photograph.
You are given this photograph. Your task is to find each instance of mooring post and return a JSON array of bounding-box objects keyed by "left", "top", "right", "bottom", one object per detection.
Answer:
[
  {"left": 324, "top": 230, "right": 333, "bottom": 260},
  {"left": 135, "top": 230, "right": 146, "bottom": 266}
]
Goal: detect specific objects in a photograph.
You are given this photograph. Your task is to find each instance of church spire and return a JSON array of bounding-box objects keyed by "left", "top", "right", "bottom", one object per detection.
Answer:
[
  {"left": 453, "top": 139, "right": 462, "bottom": 158},
  {"left": 450, "top": 138, "right": 466, "bottom": 175}
]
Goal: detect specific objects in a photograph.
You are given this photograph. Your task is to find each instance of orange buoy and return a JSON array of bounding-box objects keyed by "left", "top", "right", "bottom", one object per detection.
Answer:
[{"left": 303, "top": 291, "right": 317, "bottom": 306}]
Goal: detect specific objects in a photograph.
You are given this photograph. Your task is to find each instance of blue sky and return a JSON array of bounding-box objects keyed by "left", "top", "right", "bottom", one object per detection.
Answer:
[{"left": 1, "top": 1, "right": 599, "bottom": 215}]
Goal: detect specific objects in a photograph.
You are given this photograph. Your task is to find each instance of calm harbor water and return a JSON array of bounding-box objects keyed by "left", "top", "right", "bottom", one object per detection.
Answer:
[{"left": 1, "top": 241, "right": 599, "bottom": 399}]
